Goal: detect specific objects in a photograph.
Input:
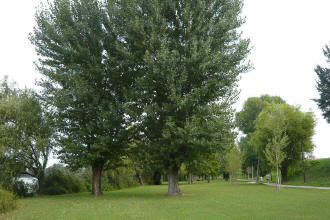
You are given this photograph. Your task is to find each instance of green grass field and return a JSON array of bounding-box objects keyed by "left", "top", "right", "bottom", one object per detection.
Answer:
[
  {"left": 2, "top": 180, "right": 330, "bottom": 220},
  {"left": 284, "top": 158, "right": 330, "bottom": 187}
]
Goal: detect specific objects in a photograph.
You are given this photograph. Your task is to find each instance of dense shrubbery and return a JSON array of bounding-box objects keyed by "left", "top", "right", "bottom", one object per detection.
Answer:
[
  {"left": 12, "top": 180, "right": 35, "bottom": 197},
  {"left": 43, "top": 168, "right": 88, "bottom": 195},
  {"left": 43, "top": 164, "right": 141, "bottom": 195},
  {"left": 0, "top": 189, "right": 16, "bottom": 214},
  {"left": 102, "top": 167, "right": 139, "bottom": 191}
]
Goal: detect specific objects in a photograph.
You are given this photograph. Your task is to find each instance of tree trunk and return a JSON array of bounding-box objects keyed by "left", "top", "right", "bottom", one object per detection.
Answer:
[
  {"left": 281, "top": 166, "right": 288, "bottom": 182},
  {"left": 256, "top": 158, "right": 260, "bottom": 183},
  {"left": 135, "top": 169, "right": 144, "bottom": 186},
  {"left": 252, "top": 165, "right": 254, "bottom": 179},
  {"left": 301, "top": 143, "right": 306, "bottom": 184},
  {"left": 276, "top": 165, "right": 280, "bottom": 191},
  {"left": 207, "top": 175, "right": 210, "bottom": 183},
  {"left": 168, "top": 167, "right": 181, "bottom": 196},
  {"left": 153, "top": 170, "right": 162, "bottom": 185},
  {"left": 37, "top": 173, "right": 45, "bottom": 195},
  {"left": 188, "top": 173, "right": 192, "bottom": 184},
  {"left": 92, "top": 163, "right": 104, "bottom": 196}
]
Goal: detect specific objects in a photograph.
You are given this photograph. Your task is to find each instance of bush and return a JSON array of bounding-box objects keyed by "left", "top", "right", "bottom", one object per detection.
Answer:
[
  {"left": 102, "top": 167, "right": 139, "bottom": 191},
  {"left": 43, "top": 168, "right": 87, "bottom": 195},
  {"left": 12, "top": 180, "right": 30, "bottom": 197},
  {"left": 0, "top": 189, "right": 16, "bottom": 214}
]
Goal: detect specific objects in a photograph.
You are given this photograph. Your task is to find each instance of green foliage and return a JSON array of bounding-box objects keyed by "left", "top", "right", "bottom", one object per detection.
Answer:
[
  {"left": 12, "top": 180, "right": 35, "bottom": 198},
  {"left": 252, "top": 103, "right": 316, "bottom": 180},
  {"left": 236, "top": 95, "right": 285, "bottom": 134},
  {"left": 0, "top": 189, "right": 16, "bottom": 214},
  {"left": 102, "top": 167, "right": 139, "bottom": 191},
  {"left": 286, "top": 158, "right": 330, "bottom": 187},
  {"left": 0, "top": 78, "right": 54, "bottom": 194},
  {"left": 43, "top": 168, "right": 87, "bottom": 195},
  {"left": 30, "top": 0, "right": 139, "bottom": 194},
  {"left": 237, "top": 95, "right": 285, "bottom": 177},
  {"left": 108, "top": 0, "right": 249, "bottom": 190},
  {"left": 225, "top": 147, "right": 242, "bottom": 181},
  {"left": 238, "top": 136, "right": 258, "bottom": 173},
  {"left": 314, "top": 45, "right": 330, "bottom": 123},
  {"left": 261, "top": 105, "right": 288, "bottom": 169}
]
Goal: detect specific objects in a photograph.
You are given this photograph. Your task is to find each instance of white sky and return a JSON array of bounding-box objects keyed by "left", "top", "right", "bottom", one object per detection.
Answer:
[{"left": 0, "top": 0, "right": 329, "bottom": 160}]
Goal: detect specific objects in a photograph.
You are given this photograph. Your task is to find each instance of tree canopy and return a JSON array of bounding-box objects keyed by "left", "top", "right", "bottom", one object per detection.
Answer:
[
  {"left": 236, "top": 95, "right": 285, "bottom": 134},
  {"left": 314, "top": 45, "right": 330, "bottom": 123},
  {"left": 30, "top": 0, "right": 139, "bottom": 195},
  {"left": 237, "top": 95, "right": 285, "bottom": 177},
  {"left": 0, "top": 79, "right": 54, "bottom": 194},
  {"left": 30, "top": 0, "right": 250, "bottom": 196},
  {"left": 251, "top": 103, "right": 315, "bottom": 180},
  {"left": 109, "top": 0, "right": 250, "bottom": 195}
]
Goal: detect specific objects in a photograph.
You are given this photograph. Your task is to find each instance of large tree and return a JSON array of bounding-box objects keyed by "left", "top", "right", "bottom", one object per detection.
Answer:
[
  {"left": 236, "top": 95, "right": 285, "bottom": 181},
  {"left": 314, "top": 45, "right": 330, "bottom": 123},
  {"left": 252, "top": 103, "right": 315, "bottom": 181},
  {"left": 0, "top": 80, "right": 54, "bottom": 194},
  {"left": 236, "top": 95, "right": 285, "bottom": 134},
  {"left": 109, "top": 0, "right": 249, "bottom": 195},
  {"left": 30, "top": 0, "right": 139, "bottom": 195}
]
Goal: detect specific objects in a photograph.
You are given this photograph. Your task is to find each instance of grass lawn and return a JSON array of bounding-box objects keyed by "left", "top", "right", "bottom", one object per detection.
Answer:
[{"left": 2, "top": 181, "right": 330, "bottom": 220}]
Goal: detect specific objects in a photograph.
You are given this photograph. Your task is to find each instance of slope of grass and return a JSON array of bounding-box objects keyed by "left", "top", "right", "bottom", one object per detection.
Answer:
[
  {"left": 285, "top": 158, "right": 330, "bottom": 187},
  {"left": 2, "top": 180, "right": 330, "bottom": 220}
]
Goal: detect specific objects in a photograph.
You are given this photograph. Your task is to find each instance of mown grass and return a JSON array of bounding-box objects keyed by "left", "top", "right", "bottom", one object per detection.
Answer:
[
  {"left": 2, "top": 180, "right": 330, "bottom": 220},
  {"left": 285, "top": 158, "right": 330, "bottom": 187}
]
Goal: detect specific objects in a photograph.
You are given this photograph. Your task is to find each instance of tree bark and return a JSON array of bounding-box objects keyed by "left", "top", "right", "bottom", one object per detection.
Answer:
[
  {"left": 188, "top": 173, "right": 192, "bottom": 184},
  {"left": 281, "top": 166, "right": 288, "bottom": 182},
  {"left": 168, "top": 167, "right": 181, "bottom": 196},
  {"left": 92, "top": 163, "right": 104, "bottom": 196},
  {"left": 301, "top": 142, "right": 306, "bottom": 184},
  {"left": 252, "top": 164, "right": 254, "bottom": 179},
  {"left": 256, "top": 158, "right": 260, "bottom": 183},
  {"left": 135, "top": 169, "right": 144, "bottom": 186},
  {"left": 37, "top": 173, "right": 45, "bottom": 195},
  {"left": 153, "top": 170, "right": 162, "bottom": 185}
]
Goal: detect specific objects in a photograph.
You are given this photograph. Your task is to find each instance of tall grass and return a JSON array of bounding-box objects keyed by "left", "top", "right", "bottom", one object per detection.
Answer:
[{"left": 0, "top": 189, "right": 16, "bottom": 215}]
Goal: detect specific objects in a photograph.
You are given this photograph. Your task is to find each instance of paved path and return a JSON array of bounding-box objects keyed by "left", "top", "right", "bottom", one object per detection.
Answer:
[
  {"left": 237, "top": 179, "right": 330, "bottom": 189},
  {"left": 263, "top": 183, "right": 330, "bottom": 190}
]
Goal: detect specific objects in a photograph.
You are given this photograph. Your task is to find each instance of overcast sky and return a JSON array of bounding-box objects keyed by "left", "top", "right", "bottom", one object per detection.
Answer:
[{"left": 0, "top": 0, "right": 329, "bottom": 160}]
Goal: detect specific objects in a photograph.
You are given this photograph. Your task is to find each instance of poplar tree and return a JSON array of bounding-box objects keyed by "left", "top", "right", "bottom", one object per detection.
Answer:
[
  {"left": 109, "top": 0, "right": 250, "bottom": 195},
  {"left": 315, "top": 45, "right": 330, "bottom": 123},
  {"left": 30, "top": 0, "right": 138, "bottom": 195}
]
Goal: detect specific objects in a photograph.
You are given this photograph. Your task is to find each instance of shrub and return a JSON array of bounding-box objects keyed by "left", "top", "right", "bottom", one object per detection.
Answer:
[
  {"left": 102, "top": 167, "right": 139, "bottom": 191},
  {"left": 0, "top": 189, "right": 16, "bottom": 214},
  {"left": 43, "top": 168, "right": 86, "bottom": 195},
  {"left": 12, "top": 180, "right": 29, "bottom": 197}
]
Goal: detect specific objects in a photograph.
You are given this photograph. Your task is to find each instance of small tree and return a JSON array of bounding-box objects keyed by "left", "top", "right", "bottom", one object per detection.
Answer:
[
  {"left": 256, "top": 105, "right": 288, "bottom": 191},
  {"left": 264, "top": 134, "right": 288, "bottom": 191},
  {"left": 225, "top": 147, "right": 242, "bottom": 183}
]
